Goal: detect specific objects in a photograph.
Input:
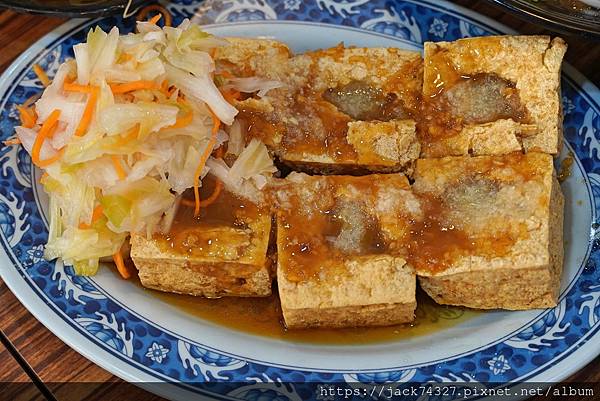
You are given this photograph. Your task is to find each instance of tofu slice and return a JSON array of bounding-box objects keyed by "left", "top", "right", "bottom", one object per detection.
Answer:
[
  {"left": 273, "top": 173, "right": 418, "bottom": 328},
  {"left": 421, "top": 35, "right": 567, "bottom": 157},
  {"left": 412, "top": 152, "right": 564, "bottom": 309},
  {"left": 214, "top": 37, "right": 292, "bottom": 79},
  {"left": 237, "top": 46, "right": 422, "bottom": 175},
  {"left": 130, "top": 177, "right": 273, "bottom": 298}
]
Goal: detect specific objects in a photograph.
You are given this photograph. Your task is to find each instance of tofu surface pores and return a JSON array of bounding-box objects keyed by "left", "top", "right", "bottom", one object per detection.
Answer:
[
  {"left": 236, "top": 45, "right": 422, "bottom": 175},
  {"left": 412, "top": 153, "right": 564, "bottom": 309},
  {"left": 272, "top": 173, "right": 418, "bottom": 328},
  {"left": 130, "top": 177, "right": 273, "bottom": 298},
  {"left": 421, "top": 35, "right": 567, "bottom": 157}
]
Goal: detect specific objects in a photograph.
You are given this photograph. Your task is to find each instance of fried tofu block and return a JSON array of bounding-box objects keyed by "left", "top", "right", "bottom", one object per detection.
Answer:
[
  {"left": 237, "top": 45, "right": 422, "bottom": 175},
  {"left": 421, "top": 35, "right": 567, "bottom": 157},
  {"left": 412, "top": 152, "right": 564, "bottom": 309},
  {"left": 273, "top": 173, "right": 419, "bottom": 328},
  {"left": 130, "top": 178, "right": 273, "bottom": 298},
  {"left": 214, "top": 37, "right": 292, "bottom": 79}
]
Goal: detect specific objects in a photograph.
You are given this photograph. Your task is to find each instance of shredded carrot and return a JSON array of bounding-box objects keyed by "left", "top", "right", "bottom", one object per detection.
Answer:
[
  {"left": 76, "top": 87, "right": 99, "bottom": 137},
  {"left": 148, "top": 14, "right": 162, "bottom": 25},
  {"left": 17, "top": 106, "right": 37, "bottom": 128},
  {"left": 3, "top": 138, "right": 21, "bottom": 146},
  {"left": 62, "top": 81, "right": 99, "bottom": 137},
  {"left": 137, "top": 4, "right": 172, "bottom": 27},
  {"left": 115, "top": 124, "right": 140, "bottom": 146},
  {"left": 193, "top": 107, "right": 221, "bottom": 217},
  {"left": 181, "top": 179, "right": 223, "bottom": 208},
  {"left": 165, "top": 106, "right": 193, "bottom": 130},
  {"left": 119, "top": 53, "right": 134, "bottom": 63},
  {"left": 33, "top": 64, "right": 50, "bottom": 87},
  {"left": 78, "top": 205, "right": 104, "bottom": 229},
  {"left": 182, "top": 145, "right": 224, "bottom": 209},
  {"left": 109, "top": 80, "right": 158, "bottom": 94},
  {"left": 32, "top": 110, "right": 62, "bottom": 167},
  {"left": 160, "top": 80, "right": 169, "bottom": 96},
  {"left": 63, "top": 81, "right": 91, "bottom": 93},
  {"left": 111, "top": 155, "right": 127, "bottom": 180},
  {"left": 22, "top": 92, "right": 41, "bottom": 108},
  {"left": 216, "top": 70, "right": 233, "bottom": 79},
  {"left": 37, "top": 149, "right": 64, "bottom": 168},
  {"left": 113, "top": 249, "right": 131, "bottom": 280},
  {"left": 221, "top": 89, "right": 241, "bottom": 104},
  {"left": 209, "top": 48, "right": 217, "bottom": 59}
]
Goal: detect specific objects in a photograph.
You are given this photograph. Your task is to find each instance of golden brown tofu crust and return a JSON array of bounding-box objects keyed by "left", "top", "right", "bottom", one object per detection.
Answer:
[
  {"left": 237, "top": 45, "right": 423, "bottom": 175},
  {"left": 421, "top": 35, "right": 566, "bottom": 157},
  {"left": 130, "top": 181, "right": 273, "bottom": 298},
  {"left": 412, "top": 153, "right": 564, "bottom": 309},
  {"left": 272, "top": 173, "right": 418, "bottom": 328}
]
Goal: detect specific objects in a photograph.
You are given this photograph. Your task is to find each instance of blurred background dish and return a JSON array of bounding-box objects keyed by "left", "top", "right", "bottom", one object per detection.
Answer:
[
  {"left": 488, "top": 0, "right": 600, "bottom": 38},
  {"left": 0, "top": 0, "right": 146, "bottom": 18}
]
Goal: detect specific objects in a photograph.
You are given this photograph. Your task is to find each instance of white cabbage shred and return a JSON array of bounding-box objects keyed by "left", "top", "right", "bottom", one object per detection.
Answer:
[{"left": 13, "top": 19, "right": 278, "bottom": 276}]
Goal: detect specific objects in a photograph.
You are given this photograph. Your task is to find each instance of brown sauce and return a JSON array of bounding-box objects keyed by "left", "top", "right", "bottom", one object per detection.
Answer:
[
  {"left": 238, "top": 93, "right": 358, "bottom": 162},
  {"left": 154, "top": 175, "right": 265, "bottom": 258},
  {"left": 277, "top": 177, "right": 388, "bottom": 283},
  {"left": 323, "top": 81, "right": 409, "bottom": 121},
  {"left": 558, "top": 152, "right": 574, "bottom": 183},
  {"left": 403, "top": 191, "right": 523, "bottom": 274},
  {"left": 419, "top": 39, "right": 530, "bottom": 155},
  {"left": 406, "top": 157, "right": 535, "bottom": 274},
  {"left": 137, "top": 277, "right": 480, "bottom": 345},
  {"left": 238, "top": 45, "right": 423, "bottom": 164},
  {"left": 279, "top": 202, "right": 386, "bottom": 283}
]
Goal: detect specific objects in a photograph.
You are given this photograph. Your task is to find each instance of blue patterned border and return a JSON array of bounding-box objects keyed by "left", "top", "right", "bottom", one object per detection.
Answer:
[{"left": 0, "top": 1, "right": 599, "bottom": 399}]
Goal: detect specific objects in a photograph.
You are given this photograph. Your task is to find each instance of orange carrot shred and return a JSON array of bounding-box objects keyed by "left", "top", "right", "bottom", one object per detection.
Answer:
[
  {"left": 137, "top": 4, "right": 172, "bottom": 27},
  {"left": 193, "top": 108, "right": 221, "bottom": 217},
  {"left": 3, "top": 138, "right": 21, "bottom": 146},
  {"left": 165, "top": 104, "right": 193, "bottom": 130},
  {"left": 111, "top": 155, "right": 127, "bottom": 180},
  {"left": 221, "top": 89, "right": 241, "bottom": 104},
  {"left": 181, "top": 179, "right": 223, "bottom": 208},
  {"left": 36, "top": 149, "right": 64, "bottom": 168},
  {"left": 113, "top": 249, "right": 131, "bottom": 279},
  {"left": 32, "top": 110, "right": 62, "bottom": 167},
  {"left": 75, "top": 86, "right": 99, "bottom": 137},
  {"left": 160, "top": 80, "right": 169, "bottom": 95},
  {"left": 109, "top": 80, "right": 158, "bottom": 94},
  {"left": 216, "top": 70, "right": 233, "bottom": 79},
  {"left": 22, "top": 92, "right": 41, "bottom": 108},
  {"left": 148, "top": 14, "right": 162, "bottom": 25},
  {"left": 91, "top": 204, "right": 104, "bottom": 222},
  {"left": 78, "top": 205, "right": 104, "bottom": 229},
  {"left": 33, "top": 64, "right": 50, "bottom": 87},
  {"left": 63, "top": 81, "right": 91, "bottom": 93},
  {"left": 17, "top": 106, "right": 37, "bottom": 128},
  {"left": 115, "top": 124, "right": 140, "bottom": 146}
]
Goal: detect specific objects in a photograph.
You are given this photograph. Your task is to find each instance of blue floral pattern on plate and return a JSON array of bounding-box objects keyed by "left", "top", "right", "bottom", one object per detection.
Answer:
[{"left": 0, "top": 1, "right": 599, "bottom": 399}]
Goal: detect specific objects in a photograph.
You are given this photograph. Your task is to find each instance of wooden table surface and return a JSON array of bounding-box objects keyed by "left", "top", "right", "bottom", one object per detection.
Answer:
[{"left": 0, "top": 1, "right": 599, "bottom": 400}]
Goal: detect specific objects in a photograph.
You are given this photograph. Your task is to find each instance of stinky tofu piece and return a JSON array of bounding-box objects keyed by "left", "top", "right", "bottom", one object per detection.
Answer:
[
  {"left": 237, "top": 45, "right": 422, "bottom": 175},
  {"left": 273, "top": 173, "right": 419, "bottom": 328},
  {"left": 421, "top": 35, "right": 567, "bottom": 157},
  {"left": 130, "top": 178, "right": 273, "bottom": 298},
  {"left": 412, "top": 152, "right": 564, "bottom": 309},
  {"left": 214, "top": 37, "right": 292, "bottom": 79}
]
